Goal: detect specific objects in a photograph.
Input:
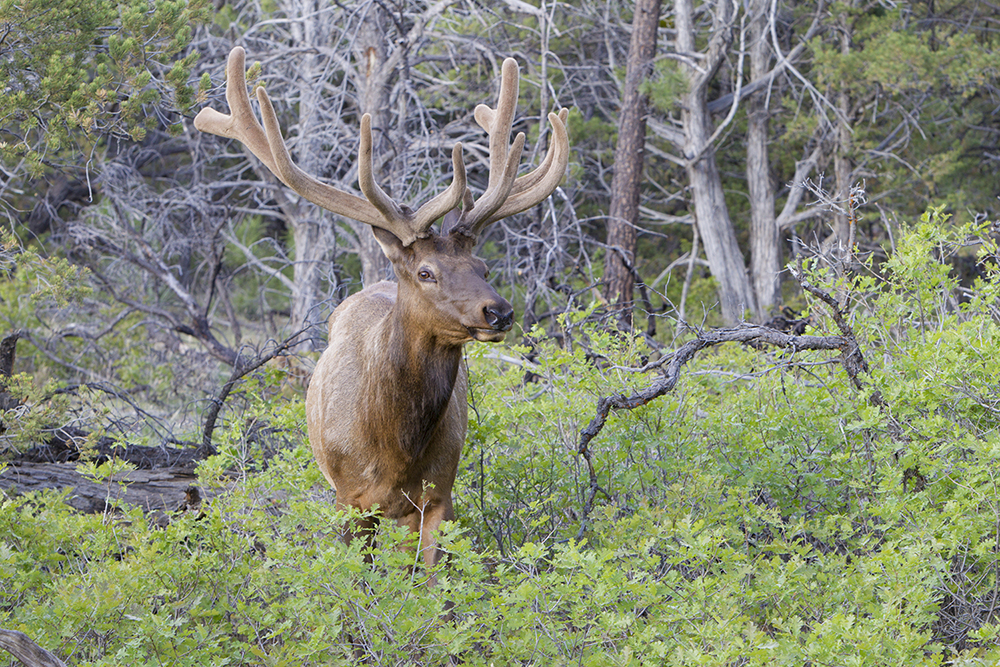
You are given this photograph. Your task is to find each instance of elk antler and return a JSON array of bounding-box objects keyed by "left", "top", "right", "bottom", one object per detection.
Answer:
[
  {"left": 450, "top": 58, "right": 571, "bottom": 238},
  {"left": 194, "top": 47, "right": 466, "bottom": 246},
  {"left": 195, "top": 48, "right": 568, "bottom": 245}
]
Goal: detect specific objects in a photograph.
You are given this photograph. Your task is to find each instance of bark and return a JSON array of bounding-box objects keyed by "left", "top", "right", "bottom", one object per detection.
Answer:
[
  {"left": 0, "top": 330, "right": 20, "bottom": 413},
  {"left": 0, "top": 462, "right": 209, "bottom": 515},
  {"left": 0, "top": 331, "right": 18, "bottom": 377},
  {"left": 676, "top": 0, "right": 757, "bottom": 323},
  {"left": 832, "top": 13, "right": 853, "bottom": 244},
  {"left": 0, "top": 629, "right": 67, "bottom": 667},
  {"left": 604, "top": 0, "right": 663, "bottom": 328},
  {"left": 746, "top": 0, "right": 781, "bottom": 315}
]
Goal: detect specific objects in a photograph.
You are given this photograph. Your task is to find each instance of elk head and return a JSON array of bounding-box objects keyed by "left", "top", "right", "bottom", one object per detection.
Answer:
[{"left": 373, "top": 227, "right": 513, "bottom": 345}]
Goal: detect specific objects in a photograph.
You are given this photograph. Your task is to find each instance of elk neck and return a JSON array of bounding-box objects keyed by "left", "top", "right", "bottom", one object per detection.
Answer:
[{"left": 363, "top": 292, "right": 464, "bottom": 462}]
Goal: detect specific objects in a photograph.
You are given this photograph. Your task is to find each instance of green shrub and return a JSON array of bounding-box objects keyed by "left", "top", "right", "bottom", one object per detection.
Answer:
[{"left": 3, "top": 208, "right": 1000, "bottom": 665}]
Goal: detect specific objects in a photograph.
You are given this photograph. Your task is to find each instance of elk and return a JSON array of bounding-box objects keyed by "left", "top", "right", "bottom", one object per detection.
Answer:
[{"left": 195, "top": 47, "right": 569, "bottom": 569}]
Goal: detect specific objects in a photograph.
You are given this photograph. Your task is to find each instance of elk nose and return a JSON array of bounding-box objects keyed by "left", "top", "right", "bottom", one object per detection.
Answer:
[{"left": 484, "top": 304, "right": 514, "bottom": 331}]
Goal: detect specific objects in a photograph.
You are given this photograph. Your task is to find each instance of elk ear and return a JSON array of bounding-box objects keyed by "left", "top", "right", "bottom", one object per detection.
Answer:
[
  {"left": 439, "top": 208, "right": 462, "bottom": 236},
  {"left": 371, "top": 226, "right": 409, "bottom": 264}
]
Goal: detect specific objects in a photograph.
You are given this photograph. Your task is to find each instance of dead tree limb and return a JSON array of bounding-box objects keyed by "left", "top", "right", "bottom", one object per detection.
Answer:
[
  {"left": 575, "top": 321, "right": 870, "bottom": 539},
  {"left": 788, "top": 265, "right": 886, "bottom": 408},
  {"left": 0, "top": 629, "right": 68, "bottom": 667},
  {"left": 200, "top": 330, "right": 309, "bottom": 455},
  {"left": 579, "top": 325, "right": 848, "bottom": 450}
]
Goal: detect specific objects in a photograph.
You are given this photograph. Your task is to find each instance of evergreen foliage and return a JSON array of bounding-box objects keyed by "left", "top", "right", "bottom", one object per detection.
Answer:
[{"left": 0, "top": 0, "right": 207, "bottom": 167}]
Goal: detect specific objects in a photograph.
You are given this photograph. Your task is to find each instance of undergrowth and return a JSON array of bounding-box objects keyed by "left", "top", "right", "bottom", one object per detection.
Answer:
[{"left": 2, "top": 209, "right": 1000, "bottom": 665}]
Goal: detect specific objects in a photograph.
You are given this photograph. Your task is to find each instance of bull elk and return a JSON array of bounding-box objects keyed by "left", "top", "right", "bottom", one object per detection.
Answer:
[{"left": 195, "top": 47, "right": 569, "bottom": 569}]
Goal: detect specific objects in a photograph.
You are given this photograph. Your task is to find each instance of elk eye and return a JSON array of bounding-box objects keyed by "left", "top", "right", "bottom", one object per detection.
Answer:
[{"left": 418, "top": 268, "right": 435, "bottom": 282}]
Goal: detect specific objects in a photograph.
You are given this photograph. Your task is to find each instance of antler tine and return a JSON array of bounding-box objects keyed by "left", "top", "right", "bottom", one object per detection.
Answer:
[
  {"left": 358, "top": 113, "right": 408, "bottom": 226},
  {"left": 194, "top": 47, "right": 278, "bottom": 174},
  {"left": 455, "top": 58, "right": 527, "bottom": 235},
  {"left": 481, "top": 59, "right": 520, "bottom": 192},
  {"left": 358, "top": 114, "right": 468, "bottom": 243},
  {"left": 410, "top": 142, "right": 468, "bottom": 232},
  {"left": 195, "top": 47, "right": 525, "bottom": 247},
  {"left": 509, "top": 108, "right": 570, "bottom": 196}
]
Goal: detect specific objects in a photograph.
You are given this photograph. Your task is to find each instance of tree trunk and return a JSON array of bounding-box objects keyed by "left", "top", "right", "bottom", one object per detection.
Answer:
[
  {"left": 677, "top": 0, "right": 757, "bottom": 323},
  {"left": 352, "top": 3, "right": 395, "bottom": 287},
  {"left": 604, "top": 0, "right": 663, "bottom": 328},
  {"left": 0, "top": 331, "right": 22, "bottom": 426},
  {"left": 746, "top": 0, "right": 781, "bottom": 315},
  {"left": 833, "top": 14, "right": 853, "bottom": 245},
  {"left": 289, "top": 217, "right": 335, "bottom": 347}
]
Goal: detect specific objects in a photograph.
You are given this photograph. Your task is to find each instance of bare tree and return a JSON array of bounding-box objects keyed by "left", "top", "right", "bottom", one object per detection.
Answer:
[
  {"left": 675, "top": 0, "right": 757, "bottom": 323},
  {"left": 640, "top": 0, "right": 829, "bottom": 322}
]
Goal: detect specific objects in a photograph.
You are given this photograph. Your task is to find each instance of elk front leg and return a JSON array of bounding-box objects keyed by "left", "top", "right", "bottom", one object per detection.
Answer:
[{"left": 336, "top": 498, "right": 379, "bottom": 562}]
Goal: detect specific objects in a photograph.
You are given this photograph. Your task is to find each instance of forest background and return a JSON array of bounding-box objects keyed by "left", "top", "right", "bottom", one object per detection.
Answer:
[{"left": 1, "top": 0, "right": 1000, "bottom": 664}]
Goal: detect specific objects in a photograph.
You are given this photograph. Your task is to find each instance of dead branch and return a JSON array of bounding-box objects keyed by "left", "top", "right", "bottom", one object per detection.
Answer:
[
  {"left": 0, "top": 629, "right": 67, "bottom": 667},
  {"left": 787, "top": 263, "right": 886, "bottom": 408},
  {"left": 579, "top": 324, "right": 849, "bottom": 450},
  {"left": 575, "top": 321, "right": 868, "bottom": 540},
  {"left": 200, "top": 331, "right": 310, "bottom": 454}
]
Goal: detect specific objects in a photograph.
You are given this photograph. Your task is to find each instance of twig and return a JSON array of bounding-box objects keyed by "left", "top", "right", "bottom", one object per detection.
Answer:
[
  {"left": 787, "top": 264, "right": 880, "bottom": 402},
  {"left": 200, "top": 330, "right": 310, "bottom": 454},
  {"left": 47, "top": 381, "right": 181, "bottom": 446}
]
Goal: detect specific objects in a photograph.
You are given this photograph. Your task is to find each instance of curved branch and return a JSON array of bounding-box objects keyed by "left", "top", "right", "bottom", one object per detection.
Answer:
[
  {"left": 578, "top": 324, "right": 849, "bottom": 453},
  {"left": 575, "top": 314, "right": 875, "bottom": 539}
]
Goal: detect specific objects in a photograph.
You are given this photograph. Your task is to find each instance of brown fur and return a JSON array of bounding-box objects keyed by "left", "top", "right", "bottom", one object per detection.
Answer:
[{"left": 305, "top": 230, "right": 512, "bottom": 569}]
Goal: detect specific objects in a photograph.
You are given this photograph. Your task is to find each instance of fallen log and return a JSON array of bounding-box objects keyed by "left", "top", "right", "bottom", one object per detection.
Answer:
[{"left": 0, "top": 461, "right": 209, "bottom": 514}]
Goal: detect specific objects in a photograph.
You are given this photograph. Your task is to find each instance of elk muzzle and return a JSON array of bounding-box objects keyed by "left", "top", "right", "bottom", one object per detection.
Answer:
[
  {"left": 484, "top": 304, "right": 513, "bottom": 331},
  {"left": 470, "top": 299, "right": 514, "bottom": 342}
]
